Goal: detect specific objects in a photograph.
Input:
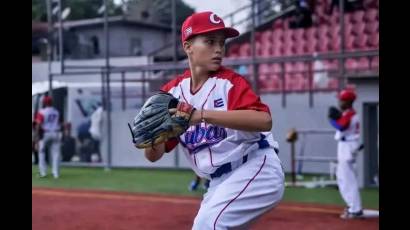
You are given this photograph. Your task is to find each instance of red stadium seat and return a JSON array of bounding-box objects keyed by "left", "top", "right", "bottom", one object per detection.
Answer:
[
  {"left": 305, "top": 28, "right": 317, "bottom": 41},
  {"left": 367, "top": 32, "right": 379, "bottom": 48},
  {"left": 272, "top": 28, "right": 284, "bottom": 42},
  {"left": 364, "top": 0, "right": 378, "bottom": 9},
  {"left": 352, "top": 11, "right": 365, "bottom": 24},
  {"left": 271, "top": 74, "right": 283, "bottom": 92},
  {"left": 318, "top": 25, "right": 330, "bottom": 39},
  {"left": 364, "top": 21, "right": 378, "bottom": 34},
  {"left": 258, "top": 64, "right": 270, "bottom": 74},
  {"left": 285, "top": 62, "right": 294, "bottom": 73},
  {"left": 283, "top": 42, "right": 295, "bottom": 56},
  {"left": 353, "top": 33, "right": 368, "bottom": 49},
  {"left": 261, "top": 30, "right": 272, "bottom": 43},
  {"left": 328, "top": 78, "right": 339, "bottom": 89},
  {"left": 357, "top": 57, "right": 370, "bottom": 69},
  {"left": 272, "top": 19, "right": 284, "bottom": 30},
  {"left": 295, "top": 40, "right": 308, "bottom": 55},
  {"left": 239, "top": 43, "right": 251, "bottom": 57},
  {"left": 352, "top": 21, "right": 365, "bottom": 35},
  {"left": 270, "top": 63, "right": 282, "bottom": 74},
  {"left": 271, "top": 42, "right": 284, "bottom": 56},
  {"left": 324, "top": 60, "right": 339, "bottom": 71},
  {"left": 261, "top": 44, "right": 272, "bottom": 57},
  {"left": 293, "top": 29, "right": 305, "bottom": 42},
  {"left": 364, "top": 9, "right": 378, "bottom": 22},
  {"left": 344, "top": 33, "right": 355, "bottom": 50},
  {"left": 370, "top": 56, "right": 379, "bottom": 69},
  {"left": 293, "top": 62, "right": 308, "bottom": 74}
]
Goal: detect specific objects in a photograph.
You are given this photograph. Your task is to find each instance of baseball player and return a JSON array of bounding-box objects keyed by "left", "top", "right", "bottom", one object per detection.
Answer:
[
  {"left": 34, "top": 95, "right": 62, "bottom": 179},
  {"left": 328, "top": 88, "right": 363, "bottom": 219},
  {"left": 141, "top": 11, "right": 285, "bottom": 229}
]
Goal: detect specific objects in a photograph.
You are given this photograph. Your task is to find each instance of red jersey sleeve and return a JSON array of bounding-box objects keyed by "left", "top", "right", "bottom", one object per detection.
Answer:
[
  {"left": 227, "top": 76, "right": 270, "bottom": 114},
  {"left": 34, "top": 112, "right": 44, "bottom": 124}
]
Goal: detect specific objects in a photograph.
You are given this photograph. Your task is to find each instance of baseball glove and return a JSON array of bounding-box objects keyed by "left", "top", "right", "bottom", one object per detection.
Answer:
[
  {"left": 328, "top": 106, "right": 342, "bottom": 120},
  {"left": 128, "top": 92, "right": 196, "bottom": 149}
]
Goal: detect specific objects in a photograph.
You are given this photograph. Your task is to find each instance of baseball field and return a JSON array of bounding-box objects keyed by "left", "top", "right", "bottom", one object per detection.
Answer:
[{"left": 32, "top": 166, "right": 379, "bottom": 229}]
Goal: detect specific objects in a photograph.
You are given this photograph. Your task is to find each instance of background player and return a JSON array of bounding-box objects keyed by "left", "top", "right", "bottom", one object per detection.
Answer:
[
  {"left": 328, "top": 88, "right": 363, "bottom": 219},
  {"left": 35, "top": 95, "right": 62, "bottom": 179}
]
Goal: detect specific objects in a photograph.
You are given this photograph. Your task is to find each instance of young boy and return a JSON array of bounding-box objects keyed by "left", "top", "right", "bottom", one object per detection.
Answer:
[{"left": 142, "top": 11, "right": 284, "bottom": 229}]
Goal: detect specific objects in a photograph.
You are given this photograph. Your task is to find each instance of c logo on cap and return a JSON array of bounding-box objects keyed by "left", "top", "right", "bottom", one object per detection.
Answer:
[{"left": 209, "top": 13, "right": 221, "bottom": 24}]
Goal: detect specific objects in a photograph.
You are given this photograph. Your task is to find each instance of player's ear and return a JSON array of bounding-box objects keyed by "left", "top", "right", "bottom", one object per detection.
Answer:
[{"left": 183, "top": 39, "right": 193, "bottom": 55}]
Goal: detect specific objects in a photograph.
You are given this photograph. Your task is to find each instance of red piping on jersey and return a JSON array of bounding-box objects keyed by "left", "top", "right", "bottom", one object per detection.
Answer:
[
  {"left": 190, "top": 83, "right": 203, "bottom": 95},
  {"left": 201, "top": 83, "right": 217, "bottom": 109},
  {"left": 213, "top": 155, "right": 267, "bottom": 230},
  {"left": 180, "top": 85, "right": 189, "bottom": 103},
  {"left": 201, "top": 83, "right": 217, "bottom": 167}
]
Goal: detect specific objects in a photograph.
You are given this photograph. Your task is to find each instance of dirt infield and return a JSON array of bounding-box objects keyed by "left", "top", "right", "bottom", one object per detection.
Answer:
[{"left": 32, "top": 187, "right": 378, "bottom": 230}]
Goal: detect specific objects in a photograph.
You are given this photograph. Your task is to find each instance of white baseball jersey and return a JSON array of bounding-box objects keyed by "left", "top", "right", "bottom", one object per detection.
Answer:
[
  {"left": 161, "top": 67, "right": 279, "bottom": 178},
  {"left": 331, "top": 108, "right": 360, "bottom": 142},
  {"left": 36, "top": 107, "right": 60, "bottom": 132}
]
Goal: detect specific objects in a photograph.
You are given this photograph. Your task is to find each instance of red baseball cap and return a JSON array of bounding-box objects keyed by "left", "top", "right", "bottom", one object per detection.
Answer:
[
  {"left": 43, "top": 95, "right": 53, "bottom": 106},
  {"left": 181, "top": 11, "right": 240, "bottom": 43},
  {"left": 338, "top": 89, "right": 357, "bottom": 101}
]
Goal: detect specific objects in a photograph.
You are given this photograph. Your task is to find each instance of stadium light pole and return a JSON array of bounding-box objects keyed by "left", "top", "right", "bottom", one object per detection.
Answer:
[
  {"left": 171, "top": 0, "right": 179, "bottom": 168},
  {"left": 46, "top": 0, "right": 53, "bottom": 98},
  {"left": 102, "top": 0, "right": 112, "bottom": 171},
  {"left": 57, "top": 0, "right": 64, "bottom": 74},
  {"left": 339, "top": 0, "right": 346, "bottom": 90},
  {"left": 250, "top": 0, "right": 259, "bottom": 95}
]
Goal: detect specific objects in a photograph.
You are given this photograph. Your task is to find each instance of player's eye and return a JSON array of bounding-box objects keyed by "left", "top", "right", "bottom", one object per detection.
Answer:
[
  {"left": 219, "top": 41, "right": 225, "bottom": 47},
  {"left": 206, "top": 39, "right": 214, "bottom": 45}
]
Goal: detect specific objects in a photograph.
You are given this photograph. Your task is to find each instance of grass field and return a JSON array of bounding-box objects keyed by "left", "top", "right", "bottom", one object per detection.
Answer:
[{"left": 32, "top": 166, "right": 379, "bottom": 209}]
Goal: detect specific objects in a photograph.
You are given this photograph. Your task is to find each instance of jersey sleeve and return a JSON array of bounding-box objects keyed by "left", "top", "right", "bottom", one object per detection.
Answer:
[
  {"left": 34, "top": 112, "right": 44, "bottom": 124},
  {"left": 227, "top": 76, "right": 270, "bottom": 114},
  {"left": 164, "top": 138, "right": 179, "bottom": 153},
  {"left": 329, "top": 110, "right": 355, "bottom": 131}
]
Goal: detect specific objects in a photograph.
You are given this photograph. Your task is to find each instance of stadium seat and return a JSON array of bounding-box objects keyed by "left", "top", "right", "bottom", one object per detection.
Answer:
[
  {"left": 364, "top": 21, "right": 378, "bottom": 34},
  {"left": 239, "top": 43, "right": 251, "bottom": 57},
  {"left": 352, "top": 21, "right": 365, "bottom": 35},
  {"left": 364, "top": 8, "right": 378, "bottom": 22},
  {"left": 367, "top": 32, "right": 379, "bottom": 48},
  {"left": 370, "top": 56, "right": 379, "bottom": 69},
  {"left": 353, "top": 33, "right": 368, "bottom": 49},
  {"left": 352, "top": 11, "right": 365, "bottom": 24}
]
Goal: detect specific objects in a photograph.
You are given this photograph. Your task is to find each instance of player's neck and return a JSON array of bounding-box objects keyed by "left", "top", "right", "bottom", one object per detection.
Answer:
[{"left": 190, "top": 65, "right": 209, "bottom": 92}]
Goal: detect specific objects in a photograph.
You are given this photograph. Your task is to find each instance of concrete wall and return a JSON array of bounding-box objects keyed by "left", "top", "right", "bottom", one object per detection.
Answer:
[
  {"left": 74, "top": 25, "right": 170, "bottom": 57},
  {"left": 32, "top": 56, "right": 151, "bottom": 83}
]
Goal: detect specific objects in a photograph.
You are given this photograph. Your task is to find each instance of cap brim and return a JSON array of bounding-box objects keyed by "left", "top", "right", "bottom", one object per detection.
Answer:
[{"left": 194, "top": 27, "right": 240, "bottom": 39}]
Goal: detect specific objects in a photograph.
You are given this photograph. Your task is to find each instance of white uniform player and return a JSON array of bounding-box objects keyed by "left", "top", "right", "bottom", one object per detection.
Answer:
[
  {"left": 329, "top": 89, "right": 363, "bottom": 219},
  {"left": 35, "top": 96, "right": 61, "bottom": 179},
  {"left": 143, "top": 12, "right": 285, "bottom": 229}
]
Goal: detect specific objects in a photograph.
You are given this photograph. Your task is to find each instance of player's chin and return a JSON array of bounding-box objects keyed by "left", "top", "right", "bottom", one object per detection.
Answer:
[{"left": 208, "top": 62, "right": 222, "bottom": 72}]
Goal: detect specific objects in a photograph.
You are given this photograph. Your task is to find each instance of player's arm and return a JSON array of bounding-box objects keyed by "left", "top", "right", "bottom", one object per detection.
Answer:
[
  {"left": 190, "top": 110, "right": 272, "bottom": 132},
  {"left": 34, "top": 112, "right": 44, "bottom": 141}
]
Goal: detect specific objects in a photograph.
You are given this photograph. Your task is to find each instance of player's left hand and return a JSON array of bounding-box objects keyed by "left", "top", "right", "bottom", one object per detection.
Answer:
[
  {"left": 328, "top": 106, "right": 342, "bottom": 120},
  {"left": 128, "top": 92, "right": 196, "bottom": 149}
]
